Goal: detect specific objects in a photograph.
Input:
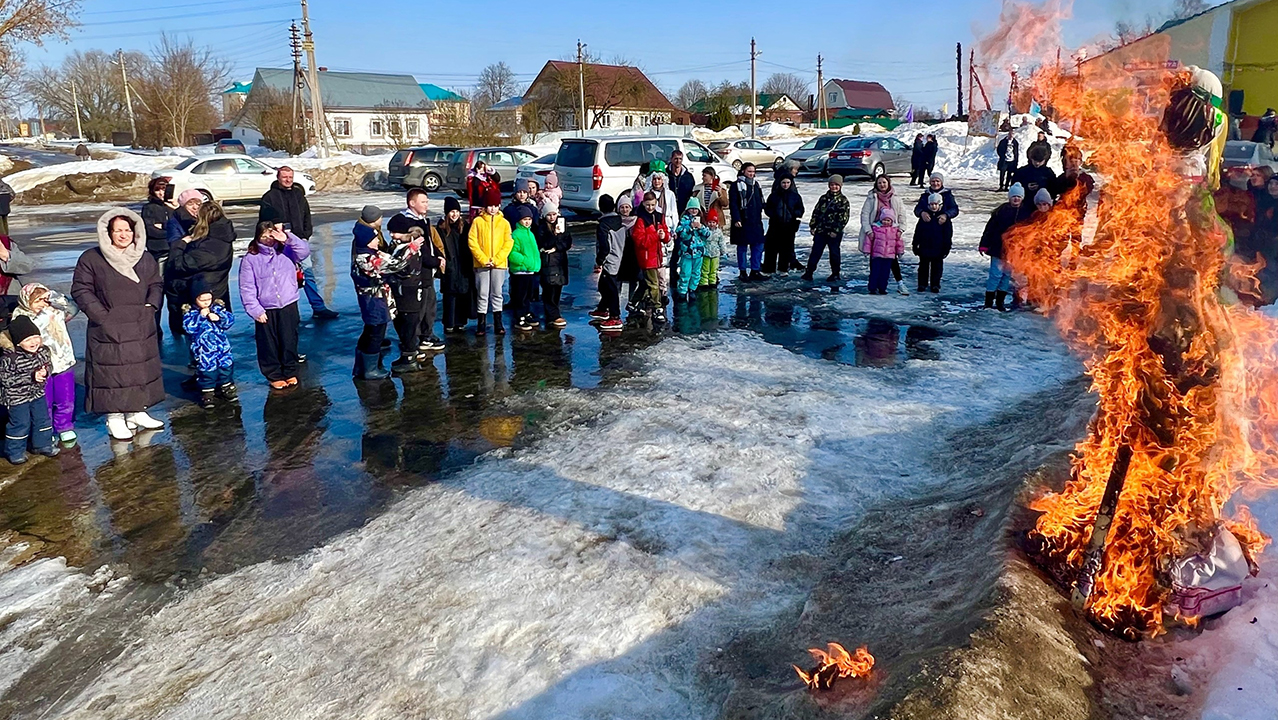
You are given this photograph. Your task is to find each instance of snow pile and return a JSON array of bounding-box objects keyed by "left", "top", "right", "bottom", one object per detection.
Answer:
[
  {"left": 691, "top": 126, "right": 745, "bottom": 142},
  {"left": 756, "top": 122, "right": 796, "bottom": 138},
  {"left": 1, "top": 156, "right": 178, "bottom": 193},
  {"left": 882, "top": 114, "right": 1073, "bottom": 181}
]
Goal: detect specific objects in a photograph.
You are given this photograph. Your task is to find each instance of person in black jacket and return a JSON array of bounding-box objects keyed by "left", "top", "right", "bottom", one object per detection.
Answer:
[
  {"left": 259, "top": 167, "right": 338, "bottom": 319},
  {"left": 909, "top": 134, "right": 926, "bottom": 187},
  {"left": 666, "top": 150, "right": 696, "bottom": 215},
  {"left": 912, "top": 193, "right": 954, "bottom": 293},
  {"left": 996, "top": 132, "right": 1019, "bottom": 191},
  {"left": 923, "top": 134, "right": 939, "bottom": 178},
  {"left": 141, "top": 177, "right": 175, "bottom": 340},
  {"left": 729, "top": 163, "right": 767, "bottom": 281},
  {"left": 437, "top": 196, "right": 474, "bottom": 333},
  {"left": 1252, "top": 108, "right": 1277, "bottom": 148},
  {"left": 914, "top": 172, "right": 960, "bottom": 222},
  {"left": 762, "top": 175, "right": 804, "bottom": 274},
  {"left": 1027, "top": 131, "right": 1052, "bottom": 165},
  {"left": 1010, "top": 144, "right": 1057, "bottom": 199},
  {"left": 535, "top": 200, "right": 572, "bottom": 328},
  {"left": 385, "top": 189, "right": 445, "bottom": 369},
  {"left": 979, "top": 183, "right": 1032, "bottom": 310},
  {"left": 168, "top": 200, "right": 234, "bottom": 308}
]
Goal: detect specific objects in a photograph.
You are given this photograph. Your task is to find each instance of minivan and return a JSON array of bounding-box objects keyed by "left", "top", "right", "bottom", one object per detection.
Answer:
[
  {"left": 389, "top": 146, "right": 459, "bottom": 191},
  {"left": 554, "top": 136, "right": 737, "bottom": 214},
  {"left": 445, "top": 147, "right": 540, "bottom": 197}
]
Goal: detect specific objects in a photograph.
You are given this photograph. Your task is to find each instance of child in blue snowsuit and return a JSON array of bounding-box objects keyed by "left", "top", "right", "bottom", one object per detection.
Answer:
[
  {"left": 183, "top": 278, "right": 236, "bottom": 409},
  {"left": 674, "top": 197, "right": 711, "bottom": 302}
]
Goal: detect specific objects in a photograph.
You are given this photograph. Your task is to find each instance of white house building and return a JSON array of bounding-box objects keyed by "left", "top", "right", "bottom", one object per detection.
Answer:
[{"left": 228, "top": 68, "right": 435, "bottom": 151}]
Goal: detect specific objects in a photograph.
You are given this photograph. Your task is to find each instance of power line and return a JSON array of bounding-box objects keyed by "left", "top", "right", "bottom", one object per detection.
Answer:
[
  {"left": 76, "top": 3, "right": 293, "bottom": 25},
  {"left": 72, "top": 18, "right": 290, "bottom": 41},
  {"left": 84, "top": 0, "right": 279, "bottom": 14}
]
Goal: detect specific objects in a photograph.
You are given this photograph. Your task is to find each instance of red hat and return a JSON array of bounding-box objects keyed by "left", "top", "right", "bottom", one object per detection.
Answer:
[{"left": 483, "top": 184, "right": 503, "bottom": 208}]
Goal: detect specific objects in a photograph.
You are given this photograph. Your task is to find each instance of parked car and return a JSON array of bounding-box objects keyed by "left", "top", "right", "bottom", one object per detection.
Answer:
[
  {"left": 151, "top": 155, "right": 316, "bottom": 203},
  {"left": 214, "top": 138, "right": 247, "bottom": 154},
  {"left": 389, "top": 146, "right": 459, "bottom": 191},
  {"left": 1222, "top": 140, "right": 1278, "bottom": 174},
  {"left": 708, "top": 139, "right": 785, "bottom": 170},
  {"left": 445, "top": 147, "right": 540, "bottom": 197},
  {"left": 786, "top": 134, "right": 855, "bottom": 175},
  {"left": 825, "top": 136, "right": 913, "bottom": 179},
  {"left": 515, "top": 153, "right": 558, "bottom": 190},
  {"left": 554, "top": 135, "right": 737, "bottom": 214}
]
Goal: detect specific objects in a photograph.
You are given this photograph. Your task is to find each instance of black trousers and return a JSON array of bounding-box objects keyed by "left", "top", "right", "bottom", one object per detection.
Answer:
[
  {"left": 763, "top": 225, "right": 801, "bottom": 274},
  {"left": 442, "top": 291, "right": 471, "bottom": 328},
  {"left": 254, "top": 302, "right": 300, "bottom": 381},
  {"left": 509, "top": 273, "right": 537, "bottom": 321},
  {"left": 917, "top": 257, "right": 944, "bottom": 291},
  {"left": 998, "top": 167, "right": 1015, "bottom": 189},
  {"left": 542, "top": 283, "right": 564, "bottom": 321},
  {"left": 891, "top": 257, "right": 903, "bottom": 282},
  {"left": 394, "top": 310, "right": 421, "bottom": 354},
  {"left": 417, "top": 282, "right": 438, "bottom": 341},
  {"left": 165, "top": 292, "right": 184, "bottom": 338},
  {"left": 358, "top": 322, "right": 387, "bottom": 355},
  {"left": 599, "top": 273, "right": 621, "bottom": 317},
  {"left": 806, "top": 234, "right": 842, "bottom": 276}
]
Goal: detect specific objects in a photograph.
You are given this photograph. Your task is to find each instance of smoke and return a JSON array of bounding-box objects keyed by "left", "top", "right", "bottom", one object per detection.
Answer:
[{"left": 974, "top": 0, "right": 1075, "bottom": 73}]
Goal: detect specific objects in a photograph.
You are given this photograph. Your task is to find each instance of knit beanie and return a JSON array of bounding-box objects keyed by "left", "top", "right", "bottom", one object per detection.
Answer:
[
  {"left": 928, "top": 193, "right": 944, "bottom": 206},
  {"left": 360, "top": 205, "right": 382, "bottom": 224},
  {"left": 929, "top": 171, "right": 945, "bottom": 184},
  {"left": 828, "top": 174, "right": 844, "bottom": 186},
  {"left": 686, "top": 196, "right": 702, "bottom": 211},
  {"left": 514, "top": 204, "right": 535, "bottom": 221},
  {"left": 444, "top": 195, "right": 461, "bottom": 215},
  {"left": 1034, "top": 188, "right": 1054, "bottom": 206},
  {"left": 879, "top": 207, "right": 896, "bottom": 223},
  {"left": 1008, "top": 183, "right": 1026, "bottom": 200},
  {"left": 483, "top": 184, "right": 503, "bottom": 208},
  {"left": 617, "top": 194, "right": 634, "bottom": 210},
  {"left": 540, "top": 199, "right": 559, "bottom": 217},
  {"left": 177, "top": 189, "right": 204, "bottom": 206},
  {"left": 8, "top": 315, "right": 39, "bottom": 346},
  {"left": 188, "top": 275, "right": 213, "bottom": 300}
]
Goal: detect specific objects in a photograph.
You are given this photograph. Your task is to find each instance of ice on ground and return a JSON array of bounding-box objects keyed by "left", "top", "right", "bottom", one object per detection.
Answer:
[{"left": 39, "top": 313, "right": 1076, "bottom": 719}]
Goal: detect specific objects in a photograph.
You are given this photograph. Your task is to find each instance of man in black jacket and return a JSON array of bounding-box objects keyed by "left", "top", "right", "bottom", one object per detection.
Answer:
[
  {"left": 141, "top": 177, "right": 176, "bottom": 339},
  {"left": 923, "top": 134, "right": 939, "bottom": 178},
  {"left": 996, "top": 132, "right": 1019, "bottom": 191},
  {"left": 259, "top": 167, "right": 338, "bottom": 319},
  {"left": 1010, "top": 145, "right": 1057, "bottom": 200},
  {"left": 910, "top": 134, "right": 926, "bottom": 187},
  {"left": 666, "top": 150, "right": 696, "bottom": 214},
  {"left": 385, "top": 189, "right": 446, "bottom": 368}
]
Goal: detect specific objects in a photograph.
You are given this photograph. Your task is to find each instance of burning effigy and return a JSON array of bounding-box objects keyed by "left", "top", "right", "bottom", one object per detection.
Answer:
[
  {"left": 793, "top": 642, "right": 875, "bottom": 692},
  {"left": 1002, "top": 56, "right": 1278, "bottom": 638}
]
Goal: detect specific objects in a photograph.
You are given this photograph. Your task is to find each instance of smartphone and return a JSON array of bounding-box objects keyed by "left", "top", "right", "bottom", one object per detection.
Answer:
[
  {"left": 555, "top": 217, "right": 565, "bottom": 234},
  {"left": 164, "top": 184, "right": 175, "bottom": 201},
  {"left": 283, "top": 223, "right": 292, "bottom": 232}
]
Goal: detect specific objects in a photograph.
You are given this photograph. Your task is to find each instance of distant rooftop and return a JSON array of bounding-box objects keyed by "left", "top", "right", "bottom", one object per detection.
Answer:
[
  {"left": 249, "top": 68, "right": 433, "bottom": 110},
  {"left": 420, "top": 83, "right": 465, "bottom": 103}
]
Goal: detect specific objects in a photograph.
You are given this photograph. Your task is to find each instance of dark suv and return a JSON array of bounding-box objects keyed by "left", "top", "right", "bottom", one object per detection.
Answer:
[{"left": 389, "top": 146, "right": 459, "bottom": 191}]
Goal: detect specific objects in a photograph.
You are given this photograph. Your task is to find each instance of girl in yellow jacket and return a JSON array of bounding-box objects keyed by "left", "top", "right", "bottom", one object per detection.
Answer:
[{"left": 467, "top": 191, "right": 514, "bottom": 336}]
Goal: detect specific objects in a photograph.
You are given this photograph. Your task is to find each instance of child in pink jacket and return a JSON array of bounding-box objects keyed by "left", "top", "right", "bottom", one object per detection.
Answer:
[{"left": 863, "top": 207, "right": 903, "bottom": 294}]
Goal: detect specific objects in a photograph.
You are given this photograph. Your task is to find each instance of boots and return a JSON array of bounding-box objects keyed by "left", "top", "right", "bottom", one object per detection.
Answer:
[
  {"left": 476, "top": 313, "right": 487, "bottom": 336},
  {"left": 200, "top": 389, "right": 216, "bottom": 410},
  {"left": 995, "top": 291, "right": 1009, "bottom": 312},
  {"left": 391, "top": 355, "right": 421, "bottom": 374},
  {"left": 106, "top": 413, "right": 133, "bottom": 440},
  {"left": 984, "top": 291, "right": 996, "bottom": 309},
  {"left": 126, "top": 411, "right": 164, "bottom": 430},
  {"left": 356, "top": 352, "right": 389, "bottom": 380},
  {"left": 493, "top": 310, "right": 506, "bottom": 335}
]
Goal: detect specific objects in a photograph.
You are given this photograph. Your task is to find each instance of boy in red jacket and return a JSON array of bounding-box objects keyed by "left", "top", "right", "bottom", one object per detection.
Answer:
[{"left": 632, "top": 191, "right": 667, "bottom": 319}]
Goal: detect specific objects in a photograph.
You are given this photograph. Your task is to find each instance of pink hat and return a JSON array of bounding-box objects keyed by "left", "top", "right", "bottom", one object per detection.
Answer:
[
  {"left": 878, "top": 207, "right": 896, "bottom": 222},
  {"left": 177, "top": 189, "right": 204, "bottom": 205}
]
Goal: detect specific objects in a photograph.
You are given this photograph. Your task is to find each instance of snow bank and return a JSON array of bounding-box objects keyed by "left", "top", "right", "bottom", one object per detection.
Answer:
[
  {"left": 882, "top": 114, "right": 1073, "bottom": 182},
  {"left": 1, "top": 156, "right": 177, "bottom": 193}
]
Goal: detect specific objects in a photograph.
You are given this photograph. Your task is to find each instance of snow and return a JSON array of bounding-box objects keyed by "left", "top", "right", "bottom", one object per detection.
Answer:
[
  {"left": 882, "top": 114, "right": 1074, "bottom": 182},
  {"left": 1, "top": 156, "right": 179, "bottom": 193}
]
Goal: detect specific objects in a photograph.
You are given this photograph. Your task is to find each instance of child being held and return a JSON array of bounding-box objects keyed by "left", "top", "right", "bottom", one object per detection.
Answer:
[
  {"left": 182, "top": 277, "right": 236, "bottom": 408},
  {"left": 1, "top": 316, "right": 58, "bottom": 464},
  {"left": 862, "top": 207, "right": 904, "bottom": 295},
  {"left": 13, "top": 283, "right": 79, "bottom": 443}
]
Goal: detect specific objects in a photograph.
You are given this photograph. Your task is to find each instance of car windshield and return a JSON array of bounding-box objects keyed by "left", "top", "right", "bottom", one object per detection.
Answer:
[
  {"left": 1224, "top": 143, "right": 1256, "bottom": 159},
  {"left": 174, "top": 158, "right": 199, "bottom": 170},
  {"left": 555, "top": 141, "right": 596, "bottom": 167}
]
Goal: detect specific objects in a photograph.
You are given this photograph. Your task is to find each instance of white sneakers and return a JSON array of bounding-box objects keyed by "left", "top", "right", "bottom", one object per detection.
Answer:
[
  {"left": 106, "top": 411, "right": 165, "bottom": 441},
  {"left": 897, "top": 281, "right": 911, "bottom": 296}
]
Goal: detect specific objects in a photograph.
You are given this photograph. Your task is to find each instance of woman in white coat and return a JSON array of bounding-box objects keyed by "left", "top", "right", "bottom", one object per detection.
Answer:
[{"left": 859, "top": 174, "right": 909, "bottom": 295}]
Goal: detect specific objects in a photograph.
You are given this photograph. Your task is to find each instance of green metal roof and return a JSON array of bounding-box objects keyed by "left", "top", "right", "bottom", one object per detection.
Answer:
[
  {"left": 224, "top": 81, "right": 252, "bottom": 95},
  {"left": 249, "top": 68, "right": 433, "bottom": 110},
  {"left": 419, "top": 83, "right": 465, "bottom": 102},
  {"left": 834, "top": 108, "right": 893, "bottom": 119}
]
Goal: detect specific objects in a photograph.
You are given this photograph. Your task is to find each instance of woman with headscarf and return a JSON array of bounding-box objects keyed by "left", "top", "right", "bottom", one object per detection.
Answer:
[{"left": 71, "top": 209, "right": 165, "bottom": 441}]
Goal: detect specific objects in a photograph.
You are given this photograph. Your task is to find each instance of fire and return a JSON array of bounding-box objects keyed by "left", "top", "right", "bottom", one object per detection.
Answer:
[
  {"left": 792, "top": 642, "right": 874, "bottom": 691},
  {"left": 1006, "top": 61, "right": 1278, "bottom": 636},
  {"left": 975, "top": 0, "right": 1074, "bottom": 79}
]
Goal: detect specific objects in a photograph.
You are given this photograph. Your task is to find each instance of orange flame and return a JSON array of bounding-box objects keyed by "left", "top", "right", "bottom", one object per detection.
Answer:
[
  {"left": 1007, "top": 61, "right": 1278, "bottom": 636},
  {"left": 793, "top": 642, "right": 874, "bottom": 691}
]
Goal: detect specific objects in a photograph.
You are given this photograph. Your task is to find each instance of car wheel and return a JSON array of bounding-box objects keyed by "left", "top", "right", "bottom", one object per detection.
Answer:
[
  {"left": 422, "top": 173, "right": 442, "bottom": 192},
  {"left": 732, "top": 159, "right": 742, "bottom": 171},
  {"left": 872, "top": 163, "right": 886, "bottom": 178}
]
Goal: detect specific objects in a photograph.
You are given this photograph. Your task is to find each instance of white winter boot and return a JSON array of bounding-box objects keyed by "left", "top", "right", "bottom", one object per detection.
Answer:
[
  {"left": 125, "top": 411, "right": 165, "bottom": 431},
  {"left": 106, "top": 413, "right": 134, "bottom": 440},
  {"left": 897, "top": 280, "right": 910, "bottom": 296}
]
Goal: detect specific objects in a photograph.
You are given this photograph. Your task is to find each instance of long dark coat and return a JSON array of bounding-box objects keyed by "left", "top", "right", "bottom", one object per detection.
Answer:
[
  {"left": 729, "top": 178, "right": 765, "bottom": 246},
  {"left": 168, "top": 215, "right": 235, "bottom": 305},
  {"left": 436, "top": 217, "right": 475, "bottom": 296},
  {"left": 72, "top": 209, "right": 165, "bottom": 414}
]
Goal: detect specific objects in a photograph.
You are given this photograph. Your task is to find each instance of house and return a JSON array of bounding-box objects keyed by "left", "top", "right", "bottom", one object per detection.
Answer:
[
  {"left": 420, "top": 83, "right": 471, "bottom": 129},
  {"left": 515, "top": 61, "right": 687, "bottom": 131},
  {"left": 222, "top": 81, "right": 252, "bottom": 118},
  {"left": 686, "top": 93, "right": 805, "bottom": 125},
  {"left": 1081, "top": 0, "right": 1278, "bottom": 118},
  {"left": 484, "top": 95, "right": 527, "bottom": 128},
  {"left": 820, "top": 79, "right": 894, "bottom": 115},
  {"left": 229, "top": 68, "right": 434, "bottom": 149}
]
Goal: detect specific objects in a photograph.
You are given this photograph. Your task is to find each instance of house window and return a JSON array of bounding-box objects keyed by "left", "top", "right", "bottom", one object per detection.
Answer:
[
  {"left": 598, "top": 113, "right": 611, "bottom": 128},
  {"left": 828, "top": 91, "right": 838, "bottom": 104},
  {"left": 333, "top": 118, "right": 351, "bottom": 137},
  {"left": 370, "top": 119, "right": 384, "bottom": 136},
  {"left": 387, "top": 120, "right": 402, "bottom": 137},
  {"left": 406, "top": 119, "right": 420, "bottom": 137},
  {"left": 623, "top": 115, "right": 633, "bottom": 127}
]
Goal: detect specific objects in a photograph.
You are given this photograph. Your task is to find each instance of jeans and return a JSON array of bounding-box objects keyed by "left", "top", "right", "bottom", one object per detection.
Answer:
[
  {"left": 475, "top": 268, "right": 506, "bottom": 314},
  {"left": 999, "top": 167, "right": 1015, "bottom": 189},
  {"left": 806, "top": 234, "right": 842, "bottom": 277},
  {"left": 358, "top": 322, "right": 387, "bottom": 355},
  {"left": 917, "top": 258, "right": 944, "bottom": 291},
  {"left": 196, "top": 363, "right": 234, "bottom": 391},
  {"left": 254, "top": 302, "right": 301, "bottom": 381},
  {"left": 868, "top": 257, "right": 893, "bottom": 293},
  {"left": 6, "top": 398, "right": 53, "bottom": 460},
  {"left": 987, "top": 257, "right": 1014, "bottom": 293},
  {"left": 45, "top": 369, "right": 75, "bottom": 434},
  {"left": 677, "top": 251, "right": 703, "bottom": 294},
  {"left": 736, "top": 243, "right": 763, "bottom": 273},
  {"left": 299, "top": 255, "right": 330, "bottom": 312}
]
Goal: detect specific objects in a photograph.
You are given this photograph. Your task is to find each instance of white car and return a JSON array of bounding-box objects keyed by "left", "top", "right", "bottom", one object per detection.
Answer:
[
  {"left": 554, "top": 136, "right": 737, "bottom": 214},
  {"left": 515, "top": 153, "right": 558, "bottom": 191},
  {"left": 708, "top": 139, "right": 785, "bottom": 171},
  {"left": 151, "top": 154, "right": 316, "bottom": 203}
]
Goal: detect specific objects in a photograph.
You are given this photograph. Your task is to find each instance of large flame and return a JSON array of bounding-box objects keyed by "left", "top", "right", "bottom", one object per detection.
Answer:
[
  {"left": 793, "top": 642, "right": 874, "bottom": 691},
  {"left": 1007, "top": 63, "right": 1278, "bottom": 636}
]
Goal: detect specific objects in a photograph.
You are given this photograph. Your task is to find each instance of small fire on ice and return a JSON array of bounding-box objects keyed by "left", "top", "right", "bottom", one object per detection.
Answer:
[{"left": 792, "top": 642, "right": 875, "bottom": 691}]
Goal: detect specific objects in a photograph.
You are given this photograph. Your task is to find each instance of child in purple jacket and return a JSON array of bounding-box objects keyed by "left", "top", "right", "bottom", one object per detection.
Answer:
[{"left": 238, "top": 220, "right": 310, "bottom": 389}]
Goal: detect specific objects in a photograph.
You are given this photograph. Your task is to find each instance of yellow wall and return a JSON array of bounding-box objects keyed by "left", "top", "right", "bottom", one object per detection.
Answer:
[{"left": 1229, "top": 1, "right": 1278, "bottom": 114}]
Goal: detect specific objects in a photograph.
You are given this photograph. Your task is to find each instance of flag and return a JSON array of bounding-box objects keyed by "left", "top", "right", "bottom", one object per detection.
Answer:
[
  {"left": 904, "top": 105, "right": 914, "bottom": 123},
  {"left": 1030, "top": 99, "right": 1042, "bottom": 116},
  {"left": 941, "top": 102, "right": 949, "bottom": 117}
]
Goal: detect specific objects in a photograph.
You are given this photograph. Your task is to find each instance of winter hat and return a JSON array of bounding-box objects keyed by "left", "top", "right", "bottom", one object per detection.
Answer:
[
  {"left": 360, "top": 205, "right": 382, "bottom": 224},
  {"left": 929, "top": 171, "right": 945, "bottom": 184},
  {"left": 514, "top": 204, "right": 535, "bottom": 221},
  {"left": 928, "top": 193, "right": 944, "bottom": 206},
  {"left": 177, "top": 189, "right": 204, "bottom": 206},
  {"left": 686, "top": 196, "right": 702, "bottom": 212},
  {"left": 189, "top": 275, "right": 213, "bottom": 300},
  {"left": 878, "top": 207, "right": 897, "bottom": 223},
  {"left": 540, "top": 199, "right": 559, "bottom": 216},
  {"left": 617, "top": 194, "right": 634, "bottom": 210},
  {"left": 828, "top": 174, "right": 844, "bottom": 186},
  {"left": 444, "top": 195, "right": 461, "bottom": 215},
  {"left": 483, "top": 184, "right": 503, "bottom": 208},
  {"left": 1008, "top": 183, "right": 1026, "bottom": 200},
  {"left": 1034, "top": 188, "right": 1054, "bottom": 206},
  {"left": 8, "top": 315, "right": 40, "bottom": 346}
]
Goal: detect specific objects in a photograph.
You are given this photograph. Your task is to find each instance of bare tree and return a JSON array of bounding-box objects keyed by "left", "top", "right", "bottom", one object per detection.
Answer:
[
  {"left": 674, "top": 79, "right": 709, "bottom": 111},
  {"left": 24, "top": 49, "right": 146, "bottom": 141},
  {"left": 239, "top": 85, "right": 306, "bottom": 154},
  {"left": 760, "top": 72, "right": 809, "bottom": 104},
  {"left": 373, "top": 101, "right": 428, "bottom": 150},
  {"left": 132, "top": 35, "right": 231, "bottom": 147},
  {"left": 0, "top": 0, "right": 82, "bottom": 80},
  {"left": 1170, "top": 0, "right": 1209, "bottom": 21},
  {"left": 475, "top": 61, "right": 521, "bottom": 110},
  {"left": 523, "top": 62, "right": 652, "bottom": 130}
]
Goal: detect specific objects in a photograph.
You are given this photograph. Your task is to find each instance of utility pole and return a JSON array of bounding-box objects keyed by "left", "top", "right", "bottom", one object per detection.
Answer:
[
  {"left": 118, "top": 50, "right": 138, "bottom": 146},
  {"left": 577, "top": 39, "right": 587, "bottom": 136},
  {"left": 37, "top": 104, "right": 45, "bottom": 140},
  {"left": 70, "top": 81, "right": 83, "bottom": 140},
  {"left": 956, "top": 42, "right": 964, "bottom": 119},
  {"left": 290, "top": 22, "right": 306, "bottom": 147},
  {"left": 750, "top": 37, "right": 759, "bottom": 138},
  {"left": 299, "top": 0, "right": 329, "bottom": 157},
  {"left": 816, "top": 54, "right": 825, "bottom": 129}
]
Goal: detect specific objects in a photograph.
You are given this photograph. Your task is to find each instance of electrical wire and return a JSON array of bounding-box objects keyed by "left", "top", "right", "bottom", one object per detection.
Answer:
[
  {"left": 77, "top": 3, "right": 293, "bottom": 25},
  {"left": 84, "top": 0, "right": 281, "bottom": 15},
  {"left": 72, "top": 18, "right": 291, "bottom": 42}
]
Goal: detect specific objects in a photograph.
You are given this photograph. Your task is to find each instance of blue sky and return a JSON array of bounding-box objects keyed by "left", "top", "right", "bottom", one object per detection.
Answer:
[{"left": 27, "top": 0, "right": 1192, "bottom": 111}]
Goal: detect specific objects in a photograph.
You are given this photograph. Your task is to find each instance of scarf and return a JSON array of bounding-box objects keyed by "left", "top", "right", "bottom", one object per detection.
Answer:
[
  {"left": 875, "top": 188, "right": 895, "bottom": 217},
  {"left": 96, "top": 209, "right": 145, "bottom": 283},
  {"left": 620, "top": 214, "right": 638, "bottom": 230}
]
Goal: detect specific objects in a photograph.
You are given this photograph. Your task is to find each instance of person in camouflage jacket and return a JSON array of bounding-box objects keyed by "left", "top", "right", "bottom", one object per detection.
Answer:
[{"left": 803, "top": 175, "right": 852, "bottom": 282}]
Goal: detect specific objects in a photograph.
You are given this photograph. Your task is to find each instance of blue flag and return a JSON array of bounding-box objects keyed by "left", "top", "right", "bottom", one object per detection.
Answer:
[
  {"left": 1030, "top": 99, "right": 1042, "bottom": 116},
  {"left": 904, "top": 105, "right": 914, "bottom": 123}
]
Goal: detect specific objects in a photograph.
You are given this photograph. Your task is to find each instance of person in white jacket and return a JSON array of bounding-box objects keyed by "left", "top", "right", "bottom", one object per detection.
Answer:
[{"left": 859, "top": 175, "right": 910, "bottom": 295}]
